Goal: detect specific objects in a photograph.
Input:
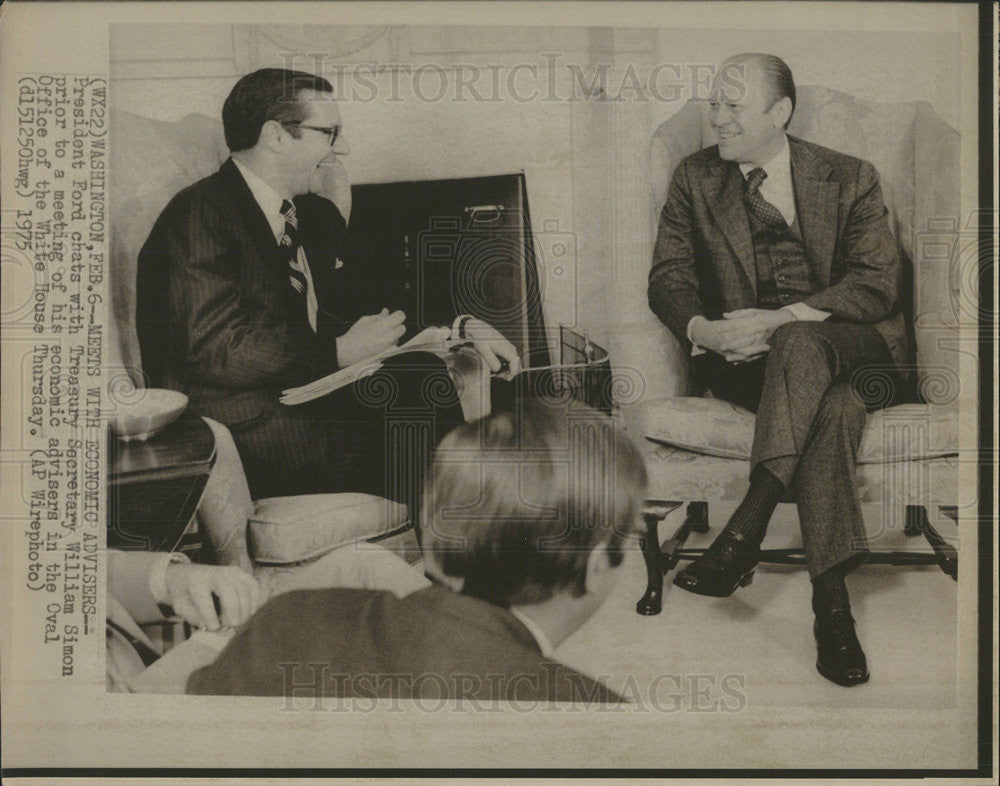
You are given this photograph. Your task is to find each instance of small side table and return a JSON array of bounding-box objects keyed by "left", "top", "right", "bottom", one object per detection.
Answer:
[{"left": 108, "top": 410, "right": 216, "bottom": 552}]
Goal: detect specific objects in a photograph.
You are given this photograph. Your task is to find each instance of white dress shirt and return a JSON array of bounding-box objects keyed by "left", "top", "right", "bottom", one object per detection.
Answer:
[
  {"left": 739, "top": 135, "right": 796, "bottom": 226},
  {"left": 686, "top": 135, "right": 828, "bottom": 355},
  {"left": 509, "top": 606, "right": 555, "bottom": 657},
  {"left": 233, "top": 159, "right": 319, "bottom": 332}
]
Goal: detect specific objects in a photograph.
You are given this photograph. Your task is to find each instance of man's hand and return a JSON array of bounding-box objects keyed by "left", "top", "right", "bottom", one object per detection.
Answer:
[
  {"left": 724, "top": 308, "right": 795, "bottom": 339},
  {"left": 162, "top": 563, "right": 265, "bottom": 631},
  {"left": 461, "top": 318, "right": 521, "bottom": 379},
  {"left": 336, "top": 308, "right": 406, "bottom": 367},
  {"left": 690, "top": 307, "right": 793, "bottom": 363}
]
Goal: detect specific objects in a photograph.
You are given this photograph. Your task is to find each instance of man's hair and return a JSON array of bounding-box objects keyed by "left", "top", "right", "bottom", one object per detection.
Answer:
[
  {"left": 222, "top": 68, "right": 333, "bottom": 152},
  {"left": 727, "top": 53, "right": 796, "bottom": 129},
  {"left": 421, "top": 399, "right": 648, "bottom": 607}
]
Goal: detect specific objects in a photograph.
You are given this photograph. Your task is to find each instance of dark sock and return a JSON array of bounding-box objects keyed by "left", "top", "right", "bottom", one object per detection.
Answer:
[
  {"left": 812, "top": 566, "right": 851, "bottom": 615},
  {"left": 723, "top": 464, "right": 784, "bottom": 545}
]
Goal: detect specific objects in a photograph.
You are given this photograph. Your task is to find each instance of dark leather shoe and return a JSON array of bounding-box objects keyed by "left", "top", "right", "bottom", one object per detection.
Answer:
[
  {"left": 672, "top": 530, "right": 760, "bottom": 597},
  {"left": 814, "top": 607, "right": 870, "bottom": 687}
]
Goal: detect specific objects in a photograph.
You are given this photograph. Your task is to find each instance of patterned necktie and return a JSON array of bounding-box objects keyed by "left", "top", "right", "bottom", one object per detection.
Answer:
[
  {"left": 279, "top": 199, "right": 308, "bottom": 303},
  {"left": 745, "top": 167, "right": 788, "bottom": 232}
]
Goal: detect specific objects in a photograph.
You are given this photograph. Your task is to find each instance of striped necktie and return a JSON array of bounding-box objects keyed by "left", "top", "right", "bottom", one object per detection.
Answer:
[
  {"left": 745, "top": 167, "right": 788, "bottom": 232},
  {"left": 279, "top": 199, "right": 308, "bottom": 303}
]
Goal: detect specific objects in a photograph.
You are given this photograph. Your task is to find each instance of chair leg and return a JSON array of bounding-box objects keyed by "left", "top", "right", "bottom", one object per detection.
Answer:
[
  {"left": 661, "top": 502, "right": 711, "bottom": 571},
  {"left": 687, "top": 501, "right": 710, "bottom": 534},
  {"left": 903, "top": 504, "right": 958, "bottom": 580},
  {"left": 904, "top": 504, "right": 926, "bottom": 537},
  {"left": 636, "top": 501, "right": 709, "bottom": 616},
  {"left": 636, "top": 513, "right": 665, "bottom": 616}
]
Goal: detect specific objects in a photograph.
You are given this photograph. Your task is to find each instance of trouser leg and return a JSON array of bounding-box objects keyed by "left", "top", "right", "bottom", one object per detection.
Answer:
[
  {"left": 793, "top": 381, "right": 870, "bottom": 577},
  {"left": 750, "top": 321, "right": 897, "bottom": 575},
  {"left": 231, "top": 398, "right": 362, "bottom": 498},
  {"left": 232, "top": 351, "right": 465, "bottom": 516},
  {"left": 371, "top": 352, "right": 466, "bottom": 526},
  {"left": 750, "top": 321, "right": 898, "bottom": 485},
  {"left": 693, "top": 352, "right": 768, "bottom": 413},
  {"left": 697, "top": 321, "right": 897, "bottom": 570}
]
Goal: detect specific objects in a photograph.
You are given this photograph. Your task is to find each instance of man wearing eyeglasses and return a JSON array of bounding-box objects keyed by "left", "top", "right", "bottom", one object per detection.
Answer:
[{"left": 137, "top": 68, "right": 518, "bottom": 510}]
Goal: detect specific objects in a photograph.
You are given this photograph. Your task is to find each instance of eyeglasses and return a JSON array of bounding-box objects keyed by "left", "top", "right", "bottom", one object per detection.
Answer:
[{"left": 282, "top": 121, "right": 340, "bottom": 147}]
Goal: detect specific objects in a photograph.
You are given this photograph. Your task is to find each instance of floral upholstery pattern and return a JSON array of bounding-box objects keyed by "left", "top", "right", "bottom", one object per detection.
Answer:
[
  {"left": 637, "top": 398, "right": 959, "bottom": 465},
  {"left": 642, "top": 440, "right": 959, "bottom": 507},
  {"left": 197, "top": 418, "right": 413, "bottom": 566},
  {"left": 637, "top": 397, "right": 756, "bottom": 459}
]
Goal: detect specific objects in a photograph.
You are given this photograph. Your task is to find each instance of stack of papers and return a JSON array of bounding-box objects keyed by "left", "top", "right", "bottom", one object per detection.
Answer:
[{"left": 280, "top": 326, "right": 457, "bottom": 405}]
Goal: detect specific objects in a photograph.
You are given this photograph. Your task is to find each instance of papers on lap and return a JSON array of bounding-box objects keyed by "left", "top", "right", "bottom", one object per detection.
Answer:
[{"left": 280, "top": 326, "right": 456, "bottom": 405}]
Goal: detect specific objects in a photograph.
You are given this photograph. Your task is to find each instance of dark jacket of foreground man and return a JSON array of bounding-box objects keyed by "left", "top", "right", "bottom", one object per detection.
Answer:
[{"left": 187, "top": 585, "right": 624, "bottom": 703}]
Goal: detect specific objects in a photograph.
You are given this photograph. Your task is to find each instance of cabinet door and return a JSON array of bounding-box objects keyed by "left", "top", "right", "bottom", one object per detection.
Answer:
[{"left": 349, "top": 173, "right": 550, "bottom": 369}]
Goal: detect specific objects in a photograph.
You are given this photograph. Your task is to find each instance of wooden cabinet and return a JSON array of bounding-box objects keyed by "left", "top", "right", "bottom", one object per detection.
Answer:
[{"left": 349, "top": 173, "right": 551, "bottom": 369}]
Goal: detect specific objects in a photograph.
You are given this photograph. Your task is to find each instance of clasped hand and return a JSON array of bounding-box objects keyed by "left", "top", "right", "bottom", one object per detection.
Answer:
[{"left": 690, "top": 308, "right": 794, "bottom": 363}]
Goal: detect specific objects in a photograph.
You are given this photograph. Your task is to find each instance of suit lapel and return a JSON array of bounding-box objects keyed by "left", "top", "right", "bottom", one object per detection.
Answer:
[
  {"left": 219, "top": 158, "right": 283, "bottom": 262},
  {"left": 294, "top": 196, "right": 330, "bottom": 295},
  {"left": 294, "top": 195, "right": 358, "bottom": 344},
  {"left": 705, "top": 159, "right": 757, "bottom": 296},
  {"left": 789, "top": 137, "right": 839, "bottom": 287},
  {"left": 221, "top": 159, "right": 308, "bottom": 319}
]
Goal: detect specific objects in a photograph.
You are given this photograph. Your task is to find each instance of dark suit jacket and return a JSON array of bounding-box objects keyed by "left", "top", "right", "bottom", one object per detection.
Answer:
[
  {"left": 186, "top": 585, "right": 623, "bottom": 703},
  {"left": 648, "top": 136, "right": 908, "bottom": 370},
  {"left": 137, "top": 159, "right": 364, "bottom": 429}
]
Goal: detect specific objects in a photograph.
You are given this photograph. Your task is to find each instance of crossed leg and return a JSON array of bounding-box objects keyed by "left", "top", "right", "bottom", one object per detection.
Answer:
[
  {"left": 677, "top": 320, "right": 900, "bottom": 685},
  {"left": 753, "top": 320, "right": 898, "bottom": 576}
]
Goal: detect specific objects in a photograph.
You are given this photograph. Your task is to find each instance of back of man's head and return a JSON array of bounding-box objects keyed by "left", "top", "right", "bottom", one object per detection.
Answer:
[
  {"left": 421, "top": 399, "right": 648, "bottom": 607},
  {"left": 222, "top": 68, "right": 333, "bottom": 152}
]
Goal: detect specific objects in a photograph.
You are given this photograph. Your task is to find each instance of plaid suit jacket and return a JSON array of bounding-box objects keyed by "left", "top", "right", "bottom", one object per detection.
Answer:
[{"left": 648, "top": 136, "right": 909, "bottom": 371}]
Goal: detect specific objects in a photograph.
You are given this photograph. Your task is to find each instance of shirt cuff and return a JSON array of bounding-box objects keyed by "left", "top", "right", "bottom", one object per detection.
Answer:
[
  {"left": 149, "top": 552, "right": 190, "bottom": 606},
  {"left": 781, "top": 302, "right": 830, "bottom": 322},
  {"left": 686, "top": 316, "right": 707, "bottom": 356}
]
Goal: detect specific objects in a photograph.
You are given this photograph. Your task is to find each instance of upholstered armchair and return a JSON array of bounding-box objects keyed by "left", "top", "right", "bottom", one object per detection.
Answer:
[
  {"left": 108, "top": 109, "right": 487, "bottom": 566},
  {"left": 627, "top": 87, "right": 963, "bottom": 613},
  {"left": 197, "top": 415, "right": 423, "bottom": 580}
]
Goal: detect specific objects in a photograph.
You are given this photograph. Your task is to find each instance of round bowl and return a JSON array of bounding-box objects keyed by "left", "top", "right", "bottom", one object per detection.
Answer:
[{"left": 109, "top": 388, "right": 189, "bottom": 442}]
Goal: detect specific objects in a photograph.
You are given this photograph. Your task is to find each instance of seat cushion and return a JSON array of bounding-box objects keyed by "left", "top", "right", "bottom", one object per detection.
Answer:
[
  {"left": 637, "top": 397, "right": 958, "bottom": 464},
  {"left": 638, "top": 397, "right": 756, "bottom": 459},
  {"left": 642, "top": 440, "right": 959, "bottom": 505},
  {"left": 249, "top": 493, "right": 409, "bottom": 564}
]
